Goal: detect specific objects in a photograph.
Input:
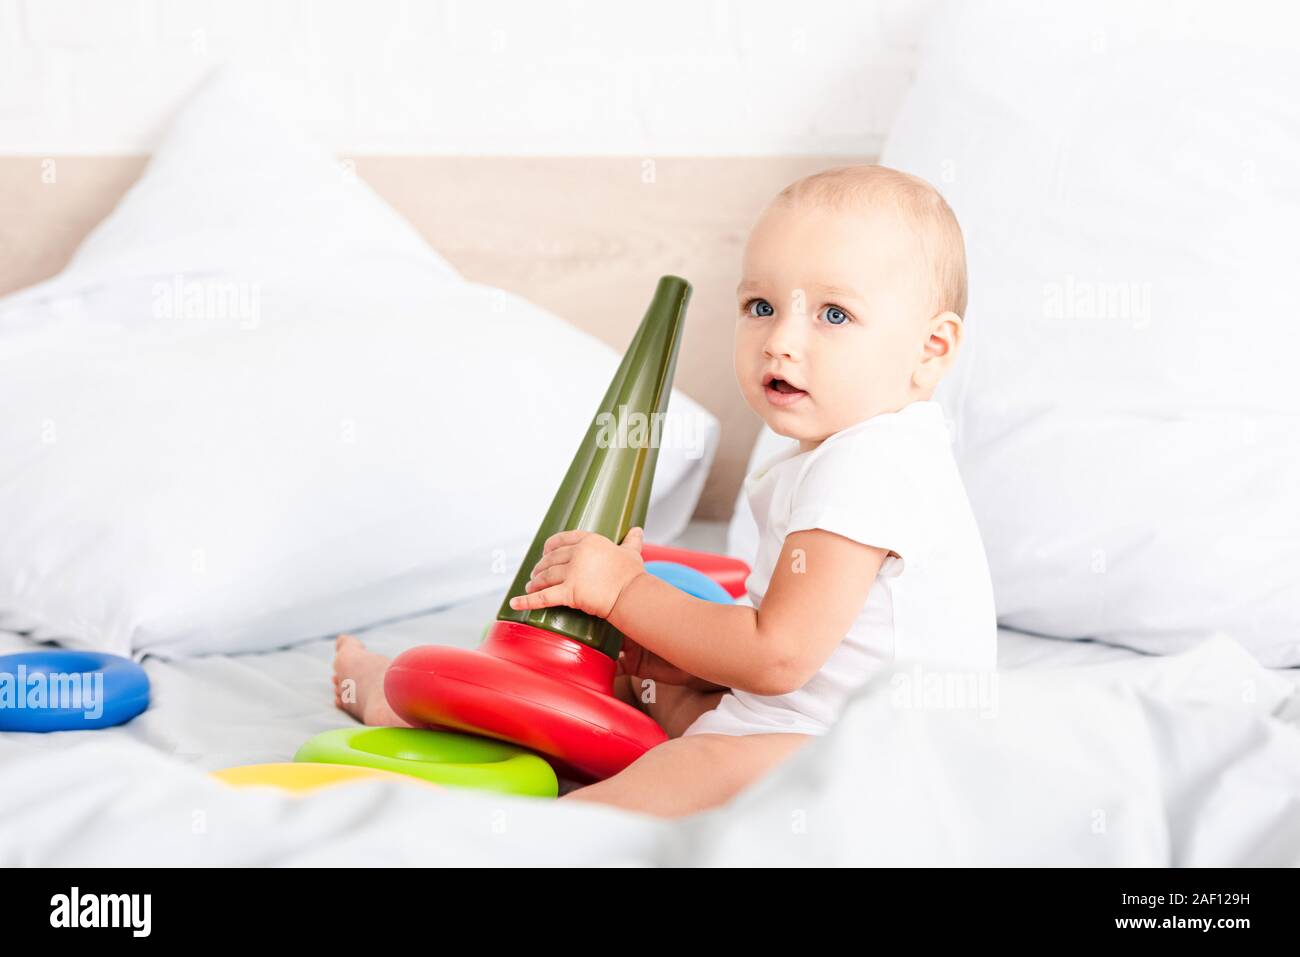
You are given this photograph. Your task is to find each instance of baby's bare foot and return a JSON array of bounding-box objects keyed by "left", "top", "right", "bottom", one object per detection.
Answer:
[{"left": 332, "top": 634, "right": 411, "bottom": 727}]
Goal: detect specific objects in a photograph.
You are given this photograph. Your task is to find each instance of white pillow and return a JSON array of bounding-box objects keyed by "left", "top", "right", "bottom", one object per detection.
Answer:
[
  {"left": 0, "top": 69, "right": 717, "bottom": 658},
  {"left": 878, "top": 1, "right": 1300, "bottom": 665}
]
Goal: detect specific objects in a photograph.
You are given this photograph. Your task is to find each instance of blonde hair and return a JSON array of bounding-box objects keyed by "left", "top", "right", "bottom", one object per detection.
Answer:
[{"left": 774, "top": 164, "right": 968, "bottom": 319}]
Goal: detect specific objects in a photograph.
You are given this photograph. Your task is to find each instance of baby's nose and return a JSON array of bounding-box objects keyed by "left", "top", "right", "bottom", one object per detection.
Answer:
[{"left": 763, "top": 318, "right": 803, "bottom": 359}]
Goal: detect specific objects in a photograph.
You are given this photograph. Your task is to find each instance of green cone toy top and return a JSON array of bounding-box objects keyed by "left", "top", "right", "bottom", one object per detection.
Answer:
[{"left": 495, "top": 275, "right": 692, "bottom": 658}]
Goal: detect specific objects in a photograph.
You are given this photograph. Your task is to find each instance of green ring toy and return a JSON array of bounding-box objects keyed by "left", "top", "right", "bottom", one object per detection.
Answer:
[{"left": 294, "top": 727, "right": 558, "bottom": 798}]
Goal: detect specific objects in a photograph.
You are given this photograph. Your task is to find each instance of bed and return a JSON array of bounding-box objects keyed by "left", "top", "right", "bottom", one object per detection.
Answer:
[
  {"left": 3, "top": 560, "right": 1297, "bottom": 866},
  {"left": 4, "top": 6, "right": 1300, "bottom": 865}
]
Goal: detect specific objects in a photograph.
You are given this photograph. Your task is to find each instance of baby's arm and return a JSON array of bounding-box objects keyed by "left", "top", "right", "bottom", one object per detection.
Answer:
[
  {"left": 509, "top": 526, "right": 886, "bottom": 696},
  {"left": 613, "top": 529, "right": 885, "bottom": 694}
]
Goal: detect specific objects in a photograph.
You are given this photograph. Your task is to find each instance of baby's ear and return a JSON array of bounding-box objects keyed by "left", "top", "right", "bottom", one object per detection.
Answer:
[{"left": 915, "top": 311, "right": 963, "bottom": 389}]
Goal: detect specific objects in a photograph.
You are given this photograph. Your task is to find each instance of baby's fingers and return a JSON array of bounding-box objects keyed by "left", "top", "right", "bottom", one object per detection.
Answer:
[
  {"left": 620, "top": 526, "right": 645, "bottom": 553},
  {"left": 529, "top": 546, "right": 573, "bottom": 577},
  {"left": 524, "top": 564, "right": 567, "bottom": 592},
  {"left": 542, "top": 530, "right": 588, "bottom": 554},
  {"left": 509, "top": 585, "right": 568, "bottom": 611}
]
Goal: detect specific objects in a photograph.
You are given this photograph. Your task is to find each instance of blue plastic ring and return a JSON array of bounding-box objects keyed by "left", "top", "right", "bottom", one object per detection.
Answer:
[
  {"left": 644, "top": 561, "right": 736, "bottom": 605},
  {"left": 0, "top": 649, "right": 150, "bottom": 732}
]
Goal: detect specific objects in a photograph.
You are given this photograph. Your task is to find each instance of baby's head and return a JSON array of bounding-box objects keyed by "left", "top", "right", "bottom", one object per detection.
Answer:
[{"left": 734, "top": 164, "right": 967, "bottom": 451}]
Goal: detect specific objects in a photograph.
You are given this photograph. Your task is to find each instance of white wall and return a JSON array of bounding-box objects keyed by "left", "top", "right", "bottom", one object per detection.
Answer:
[{"left": 0, "top": 0, "right": 934, "bottom": 154}]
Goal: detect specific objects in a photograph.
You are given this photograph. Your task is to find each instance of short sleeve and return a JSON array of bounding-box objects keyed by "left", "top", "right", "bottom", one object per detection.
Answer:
[{"left": 785, "top": 426, "right": 936, "bottom": 577}]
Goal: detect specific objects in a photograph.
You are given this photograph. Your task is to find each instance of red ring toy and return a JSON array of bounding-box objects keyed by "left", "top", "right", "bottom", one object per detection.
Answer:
[{"left": 386, "top": 621, "right": 666, "bottom": 782}]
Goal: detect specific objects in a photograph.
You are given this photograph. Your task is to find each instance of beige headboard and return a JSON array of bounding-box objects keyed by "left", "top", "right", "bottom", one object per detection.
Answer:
[{"left": 0, "top": 154, "right": 861, "bottom": 519}]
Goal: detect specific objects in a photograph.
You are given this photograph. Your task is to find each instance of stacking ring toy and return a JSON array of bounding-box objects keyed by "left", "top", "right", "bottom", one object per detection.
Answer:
[
  {"left": 212, "top": 762, "right": 438, "bottom": 794},
  {"left": 640, "top": 543, "right": 749, "bottom": 599},
  {"left": 387, "top": 623, "right": 665, "bottom": 782},
  {"left": 644, "top": 560, "right": 736, "bottom": 605},
  {"left": 0, "top": 649, "right": 150, "bottom": 732},
  {"left": 294, "top": 727, "right": 558, "bottom": 797},
  {"left": 385, "top": 277, "right": 750, "bottom": 783}
]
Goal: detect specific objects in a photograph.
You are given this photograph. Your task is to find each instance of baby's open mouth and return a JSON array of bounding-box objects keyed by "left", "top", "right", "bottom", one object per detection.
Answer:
[{"left": 763, "top": 374, "right": 808, "bottom": 407}]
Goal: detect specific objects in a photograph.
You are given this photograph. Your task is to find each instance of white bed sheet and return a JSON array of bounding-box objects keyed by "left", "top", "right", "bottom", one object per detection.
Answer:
[{"left": 2, "top": 584, "right": 1299, "bottom": 866}]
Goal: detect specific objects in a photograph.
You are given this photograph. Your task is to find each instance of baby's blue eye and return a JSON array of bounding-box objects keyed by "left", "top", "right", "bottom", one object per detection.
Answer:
[
  {"left": 747, "top": 299, "right": 775, "bottom": 318},
  {"left": 822, "top": 305, "right": 850, "bottom": 325}
]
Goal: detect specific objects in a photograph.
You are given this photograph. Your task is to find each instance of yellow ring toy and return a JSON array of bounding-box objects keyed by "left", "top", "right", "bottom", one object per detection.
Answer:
[{"left": 211, "top": 761, "right": 439, "bottom": 795}]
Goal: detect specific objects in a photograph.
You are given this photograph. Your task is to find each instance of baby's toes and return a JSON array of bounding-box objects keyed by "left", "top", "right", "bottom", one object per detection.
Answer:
[{"left": 334, "top": 633, "right": 369, "bottom": 669}]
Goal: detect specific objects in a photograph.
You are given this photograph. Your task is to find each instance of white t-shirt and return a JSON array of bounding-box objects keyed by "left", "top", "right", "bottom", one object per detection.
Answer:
[{"left": 683, "top": 400, "right": 997, "bottom": 737}]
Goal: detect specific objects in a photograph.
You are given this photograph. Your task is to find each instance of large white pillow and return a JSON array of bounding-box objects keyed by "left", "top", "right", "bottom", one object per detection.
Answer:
[
  {"left": 878, "top": 1, "right": 1300, "bottom": 665},
  {"left": 0, "top": 69, "right": 717, "bottom": 658}
]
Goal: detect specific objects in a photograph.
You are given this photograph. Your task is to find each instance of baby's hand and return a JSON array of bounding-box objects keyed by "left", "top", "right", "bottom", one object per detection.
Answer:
[{"left": 508, "top": 526, "right": 646, "bottom": 619}]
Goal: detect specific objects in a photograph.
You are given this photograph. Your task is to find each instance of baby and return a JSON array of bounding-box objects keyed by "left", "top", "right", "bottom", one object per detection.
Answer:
[{"left": 333, "top": 164, "right": 997, "bottom": 817}]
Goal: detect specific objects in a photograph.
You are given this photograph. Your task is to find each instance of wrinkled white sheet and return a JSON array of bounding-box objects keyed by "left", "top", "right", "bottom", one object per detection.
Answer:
[{"left": 2, "top": 592, "right": 1298, "bottom": 866}]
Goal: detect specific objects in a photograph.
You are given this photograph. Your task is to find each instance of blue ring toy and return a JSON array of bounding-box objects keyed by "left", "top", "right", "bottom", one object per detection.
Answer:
[
  {"left": 0, "top": 650, "right": 150, "bottom": 732},
  {"left": 644, "top": 561, "right": 735, "bottom": 605}
]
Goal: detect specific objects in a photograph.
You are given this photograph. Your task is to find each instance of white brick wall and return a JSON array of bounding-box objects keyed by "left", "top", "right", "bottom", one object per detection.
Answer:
[{"left": 0, "top": 0, "right": 934, "bottom": 154}]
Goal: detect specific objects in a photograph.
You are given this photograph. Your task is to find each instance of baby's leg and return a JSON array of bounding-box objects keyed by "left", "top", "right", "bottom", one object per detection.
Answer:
[
  {"left": 563, "top": 732, "right": 810, "bottom": 818},
  {"left": 622, "top": 676, "right": 727, "bottom": 739},
  {"left": 332, "top": 634, "right": 411, "bottom": 727}
]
